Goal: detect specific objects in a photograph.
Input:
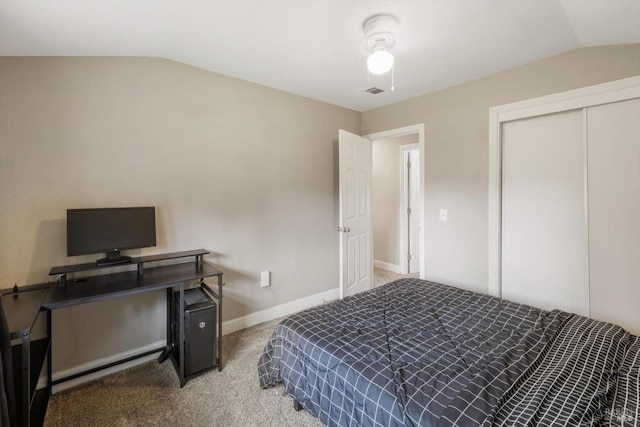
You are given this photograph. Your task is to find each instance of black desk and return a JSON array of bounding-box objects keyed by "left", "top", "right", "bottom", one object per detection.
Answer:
[
  {"left": 1, "top": 249, "right": 223, "bottom": 425},
  {"left": 45, "top": 249, "right": 224, "bottom": 387}
]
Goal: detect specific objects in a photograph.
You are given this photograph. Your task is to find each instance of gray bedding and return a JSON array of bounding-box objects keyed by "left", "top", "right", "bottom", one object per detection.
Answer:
[{"left": 258, "top": 278, "right": 639, "bottom": 426}]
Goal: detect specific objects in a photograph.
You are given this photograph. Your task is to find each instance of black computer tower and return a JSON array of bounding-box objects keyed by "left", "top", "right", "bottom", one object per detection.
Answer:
[{"left": 173, "top": 287, "right": 216, "bottom": 377}]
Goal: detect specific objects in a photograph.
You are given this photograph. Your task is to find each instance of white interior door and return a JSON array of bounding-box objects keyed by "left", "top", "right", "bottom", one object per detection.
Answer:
[
  {"left": 587, "top": 98, "right": 640, "bottom": 334},
  {"left": 339, "top": 129, "right": 372, "bottom": 298}
]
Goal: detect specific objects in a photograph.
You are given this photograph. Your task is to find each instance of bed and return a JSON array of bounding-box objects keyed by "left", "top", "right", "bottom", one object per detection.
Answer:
[{"left": 258, "top": 278, "right": 639, "bottom": 426}]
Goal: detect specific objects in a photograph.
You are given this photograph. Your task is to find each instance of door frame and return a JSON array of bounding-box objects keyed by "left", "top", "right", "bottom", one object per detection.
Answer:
[
  {"left": 488, "top": 76, "right": 640, "bottom": 298},
  {"left": 366, "top": 123, "right": 426, "bottom": 280}
]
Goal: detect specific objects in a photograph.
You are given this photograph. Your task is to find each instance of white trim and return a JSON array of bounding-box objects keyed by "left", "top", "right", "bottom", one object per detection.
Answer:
[
  {"left": 221, "top": 287, "right": 339, "bottom": 335},
  {"left": 366, "top": 123, "right": 426, "bottom": 280},
  {"left": 488, "top": 106, "right": 502, "bottom": 297},
  {"left": 374, "top": 259, "right": 402, "bottom": 274},
  {"left": 399, "top": 147, "right": 409, "bottom": 274},
  {"left": 491, "top": 76, "right": 640, "bottom": 123},
  {"left": 51, "top": 340, "right": 165, "bottom": 393},
  {"left": 582, "top": 108, "right": 591, "bottom": 316},
  {"left": 488, "top": 75, "right": 640, "bottom": 298},
  {"left": 49, "top": 287, "right": 340, "bottom": 392},
  {"left": 365, "top": 124, "right": 422, "bottom": 141}
]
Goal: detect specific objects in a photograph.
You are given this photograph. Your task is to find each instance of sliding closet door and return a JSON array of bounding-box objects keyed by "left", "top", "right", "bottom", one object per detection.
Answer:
[
  {"left": 501, "top": 110, "right": 589, "bottom": 316},
  {"left": 587, "top": 98, "right": 640, "bottom": 335}
]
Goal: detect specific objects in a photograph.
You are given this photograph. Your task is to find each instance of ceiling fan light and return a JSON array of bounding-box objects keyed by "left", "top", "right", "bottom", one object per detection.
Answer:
[{"left": 367, "top": 50, "right": 394, "bottom": 74}]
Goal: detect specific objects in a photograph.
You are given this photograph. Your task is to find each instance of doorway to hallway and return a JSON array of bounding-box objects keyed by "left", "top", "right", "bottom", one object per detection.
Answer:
[{"left": 367, "top": 124, "right": 425, "bottom": 278}]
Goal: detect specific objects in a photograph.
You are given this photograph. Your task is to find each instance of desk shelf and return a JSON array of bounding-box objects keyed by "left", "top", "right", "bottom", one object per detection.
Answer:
[
  {"left": 49, "top": 249, "right": 209, "bottom": 276},
  {"left": 44, "top": 262, "right": 222, "bottom": 309}
]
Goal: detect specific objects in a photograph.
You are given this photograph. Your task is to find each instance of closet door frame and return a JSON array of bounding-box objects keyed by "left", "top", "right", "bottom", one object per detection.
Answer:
[{"left": 488, "top": 76, "right": 640, "bottom": 298}]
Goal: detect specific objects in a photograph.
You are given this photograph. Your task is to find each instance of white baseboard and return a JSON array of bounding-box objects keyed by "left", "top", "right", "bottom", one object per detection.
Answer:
[
  {"left": 48, "top": 287, "right": 340, "bottom": 393},
  {"left": 374, "top": 260, "right": 402, "bottom": 274},
  {"left": 51, "top": 340, "right": 165, "bottom": 393},
  {"left": 221, "top": 287, "right": 340, "bottom": 335}
]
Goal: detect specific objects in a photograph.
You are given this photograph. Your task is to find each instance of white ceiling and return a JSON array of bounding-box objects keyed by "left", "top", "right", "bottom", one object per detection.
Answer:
[{"left": 1, "top": 0, "right": 639, "bottom": 112}]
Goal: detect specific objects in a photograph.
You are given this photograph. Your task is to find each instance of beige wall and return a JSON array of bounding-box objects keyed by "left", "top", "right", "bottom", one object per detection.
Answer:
[
  {"left": 0, "top": 57, "right": 360, "bottom": 372},
  {"left": 362, "top": 44, "right": 640, "bottom": 293},
  {"left": 2, "top": 44, "right": 639, "bottom": 374}
]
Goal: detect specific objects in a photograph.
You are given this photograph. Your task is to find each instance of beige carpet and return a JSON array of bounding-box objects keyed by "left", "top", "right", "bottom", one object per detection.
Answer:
[
  {"left": 44, "top": 318, "right": 322, "bottom": 427},
  {"left": 374, "top": 267, "right": 418, "bottom": 287},
  {"left": 44, "top": 269, "right": 411, "bottom": 426}
]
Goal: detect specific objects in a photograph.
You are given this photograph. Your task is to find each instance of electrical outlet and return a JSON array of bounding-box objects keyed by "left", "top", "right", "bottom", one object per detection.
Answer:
[{"left": 261, "top": 271, "right": 271, "bottom": 288}]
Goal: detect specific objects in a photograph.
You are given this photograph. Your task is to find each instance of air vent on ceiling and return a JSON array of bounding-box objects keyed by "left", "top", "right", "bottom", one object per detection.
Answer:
[{"left": 365, "top": 87, "right": 384, "bottom": 94}]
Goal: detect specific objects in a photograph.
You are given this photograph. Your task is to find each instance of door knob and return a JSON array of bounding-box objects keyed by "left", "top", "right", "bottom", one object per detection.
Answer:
[{"left": 344, "top": 227, "right": 350, "bottom": 233}]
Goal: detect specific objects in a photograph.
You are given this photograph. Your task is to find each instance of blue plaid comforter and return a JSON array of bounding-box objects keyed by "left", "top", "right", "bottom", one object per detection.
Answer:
[{"left": 258, "top": 279, "right": 639, "bottom": 426}]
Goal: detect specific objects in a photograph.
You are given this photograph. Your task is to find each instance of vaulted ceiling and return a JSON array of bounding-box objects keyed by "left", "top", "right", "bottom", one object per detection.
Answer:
[{"left": 1, "top": 1, "right": 639, "bottom": 111}]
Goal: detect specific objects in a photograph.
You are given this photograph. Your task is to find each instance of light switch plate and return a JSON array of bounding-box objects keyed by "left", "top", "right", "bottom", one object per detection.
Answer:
[
  {"left": 261, "top": 271, "right": 271, "bottom": 288},
  {"left": 439, "top": 209, "right": 448, "bottom": 221}
]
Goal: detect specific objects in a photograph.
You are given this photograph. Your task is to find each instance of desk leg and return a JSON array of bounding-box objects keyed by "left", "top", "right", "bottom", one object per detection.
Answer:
[
  {"left": 166, "top": 288, "right": 171, "bottom": 345},
  {"left": 47, "top": 309, "right": 52, "bottom": 395},
  {"left": 157, "top": 288, "right": 175, "bottom": 365},
  {"left": 21, "top": 332, "right": 30, "bottom": 426},
  {"left": 218, "top": 274, "right": 223, "bottom": 371},
  {"left": 178, "top": 284, "right": 186, "bottom": 387}
]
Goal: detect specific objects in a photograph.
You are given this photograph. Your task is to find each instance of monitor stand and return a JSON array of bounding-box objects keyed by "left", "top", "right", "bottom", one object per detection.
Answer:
[{"left": 96, "top": 250, "right": 132, "bottom": 266}]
